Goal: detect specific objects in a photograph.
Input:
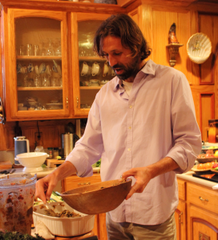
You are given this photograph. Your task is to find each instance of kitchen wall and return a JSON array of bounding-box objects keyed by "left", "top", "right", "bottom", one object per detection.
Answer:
[
  {"left": 128, "top": 1, "right": 218, "bottom": 142},
  {"left": 1, "top": 0, "right": 218, "bottom": 161}
]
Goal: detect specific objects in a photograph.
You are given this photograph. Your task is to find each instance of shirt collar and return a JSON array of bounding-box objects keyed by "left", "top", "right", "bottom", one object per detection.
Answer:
[
  {"left": 140, "top": 59, "right": 156, "bottom": 76},
  {"left": 113, "top": 59, "right": 156, "bottom": 91}
]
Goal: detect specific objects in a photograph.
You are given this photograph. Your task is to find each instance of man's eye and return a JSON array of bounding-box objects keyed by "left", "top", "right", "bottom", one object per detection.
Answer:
[{"left": 113, "top": 52, "right": 122, "bottom": 56}]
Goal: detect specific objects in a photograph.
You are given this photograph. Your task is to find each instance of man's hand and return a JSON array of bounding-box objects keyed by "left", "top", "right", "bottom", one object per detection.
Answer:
[
  {"left": 35, "top": 161, "right": 77, "bottom": 203},
  {"left": 122, "top": 167, "right": 152, "bottom": 200},
  {"left": 35, "top": 172, "right": 59, "bottom": 203},
  {"left": 121, "top": 157, "right": 179, "bottom": 200}
]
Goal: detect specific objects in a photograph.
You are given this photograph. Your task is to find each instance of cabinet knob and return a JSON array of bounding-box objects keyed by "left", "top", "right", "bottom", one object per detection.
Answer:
[
  {"left": 76, "top": 97, "right": 79, "bottom": 108},
  {"left": 199, "top": 196, "right": 209, "bottom": 202},
  {"left": 66, "top": 97, "right": 68, "bottom": 108}
]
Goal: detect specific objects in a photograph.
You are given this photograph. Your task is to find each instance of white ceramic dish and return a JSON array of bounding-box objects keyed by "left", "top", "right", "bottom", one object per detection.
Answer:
[
  {"left": 15, "top": 152, "right": 48, "bottom": 172},
  {"left": 187, "top": 33, "right": 212, "bottom": 64},
  {"left": 33, "top": 202, "right": 95, "bottom": 237}
]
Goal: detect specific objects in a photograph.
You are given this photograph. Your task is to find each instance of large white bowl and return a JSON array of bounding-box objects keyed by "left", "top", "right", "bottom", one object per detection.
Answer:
[
  {"left": 187, "top": 32, "right": 212, "bottom": 64},
  {"left": 33, "top": 202, "right": 95, "bottom": 237},
  {"left": 16, "top": 152, "right": 48, "bottom": 172}
]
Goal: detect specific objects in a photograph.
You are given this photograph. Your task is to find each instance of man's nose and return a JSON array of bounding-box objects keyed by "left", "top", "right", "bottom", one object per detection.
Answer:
[{"left": 108, "top": 56, "right": 117, "bottom": 67}]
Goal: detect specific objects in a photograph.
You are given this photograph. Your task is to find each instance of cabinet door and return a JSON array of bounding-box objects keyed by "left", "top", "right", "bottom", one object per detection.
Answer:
[
  {"left": 3, "top": 8, "right": 69, "bottom": 121},
  {"left": 175, "top": 200, "right": 186, "bottom": 240},
  {"left": 70, "top": 13, "right": 113, "bottom": 117},
  {"left": 188, "top": 204, "right": 218, "bottom": 240}
]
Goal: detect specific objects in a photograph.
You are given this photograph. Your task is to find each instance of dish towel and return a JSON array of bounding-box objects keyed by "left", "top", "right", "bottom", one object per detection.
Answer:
[{"left": 33, "top": 220, "right": 55, "bottom": 239}]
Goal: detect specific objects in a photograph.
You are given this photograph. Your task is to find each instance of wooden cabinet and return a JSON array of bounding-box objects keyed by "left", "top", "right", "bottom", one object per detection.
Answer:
[
  {"left": 176, "top": 178, "right": 218, "bottom": 240},
  {"left": 70, "top": 13, "right": 113, "bottom": 117},
  {"left": 187, "top": 182, "right": 218, "bottom": 240},
  {"left": 0, "top": 1, "right": 124, "bottom": 122},
  {"left": 175, "top": 179, "right": 187, "bottom": 240},
  {"left": 2, "top": 8, "right": 70, "bottom": 121},
  {"left": 61, "top": 174, "right": 108, "bottom": 240}
]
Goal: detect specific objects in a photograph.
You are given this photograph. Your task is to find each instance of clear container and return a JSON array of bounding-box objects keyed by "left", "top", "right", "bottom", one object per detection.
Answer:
[{"left": 0, "top": 173, "right": 37, "bottom": 234}]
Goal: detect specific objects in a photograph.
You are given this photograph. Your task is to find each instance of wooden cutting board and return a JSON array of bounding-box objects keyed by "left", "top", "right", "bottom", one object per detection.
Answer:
[
  {"left": 0, "top": 160, "right": 12, "bottom": 169},
  {"left": 55, "top": 231, "right": 96, "bottom": 240}
]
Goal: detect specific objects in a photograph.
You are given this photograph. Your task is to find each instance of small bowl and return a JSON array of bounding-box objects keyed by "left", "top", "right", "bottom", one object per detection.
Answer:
[
  {"left": 15, "top": 152, "right": 49, "bottom": 172},
  {"left": 187, "top": 33, "right": 212, "bottom": 64},
  {"left": 61, "top": 179, "right": 132, "bottom": 215}
]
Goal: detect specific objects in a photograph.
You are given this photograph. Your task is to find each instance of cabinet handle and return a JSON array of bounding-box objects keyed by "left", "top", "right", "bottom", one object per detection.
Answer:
[
  {"left": 66, "top": 97, "right": 69, "bottom": 109},
  {"left": 78, "top": 182, "right": 90, "bottom": 186},
  {"left": 76, "top": 97, "right": 79, "bottom": 108},
  {"left": 179, "top": 212, "right": 183, "bottom": 224},
  {"left": 199, "top": 196, "right": 209, "bottom": 202}
]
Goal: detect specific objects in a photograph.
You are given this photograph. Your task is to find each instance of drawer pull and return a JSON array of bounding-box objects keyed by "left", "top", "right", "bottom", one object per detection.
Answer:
[
  {"left": 199, "top": 196, "right": 209, "bottom": 202},
  {"left": 78, "top": 182, "right": 90, "bottom": 186}
]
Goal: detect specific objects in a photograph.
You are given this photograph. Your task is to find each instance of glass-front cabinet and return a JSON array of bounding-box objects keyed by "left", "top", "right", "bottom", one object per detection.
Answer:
[
  {"left": 71, "top": 13, "right": 114, "bottom": 117},
  {"left": 3, "top": 8, "right": 69, "bottom": 121}
]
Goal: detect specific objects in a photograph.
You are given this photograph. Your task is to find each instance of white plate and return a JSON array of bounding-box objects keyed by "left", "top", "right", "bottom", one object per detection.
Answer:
[{"left": 187, "top": 33, "right": 212, "bottom": 64}]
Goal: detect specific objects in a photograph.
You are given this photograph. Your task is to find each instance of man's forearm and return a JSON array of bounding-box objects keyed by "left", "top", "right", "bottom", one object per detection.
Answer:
[
  {"left": 146, "top": 157, "right": 179, "bottom": 179},
  {"left": 53, "top": 161, "right": 77, "bottom": 182}
]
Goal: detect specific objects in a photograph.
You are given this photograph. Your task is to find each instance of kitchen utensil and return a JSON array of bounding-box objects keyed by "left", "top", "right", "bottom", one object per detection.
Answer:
[
  {"left": 0, "top": 173, "right": 37, "bottom": 234},
  {"left": 33, "top": 202, "right": 95, "bottom": 237},
  {"left": 187, "top": 32, "right": 212, "bottom": 64},
  {"left": 61, "top": 132, "right": 80, "bottom": 158},
  {"left": 14, "top": 136, "right": 30, "bottom": 165},
  {"left": 61, "top": 179, "right": 132, "bottom": 214},
  {"left": 15, "top": 152, "right": 49, "bottom": 172}
]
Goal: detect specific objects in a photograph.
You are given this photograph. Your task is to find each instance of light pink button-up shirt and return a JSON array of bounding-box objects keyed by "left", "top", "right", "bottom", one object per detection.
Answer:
[{"left": 66, "top": 59, "right": 202, "bottom": 225}]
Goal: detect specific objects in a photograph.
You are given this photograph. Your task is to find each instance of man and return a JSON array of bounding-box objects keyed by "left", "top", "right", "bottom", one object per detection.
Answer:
[{"left": 35, "top": 14, "right": 201, "bottom": 239}]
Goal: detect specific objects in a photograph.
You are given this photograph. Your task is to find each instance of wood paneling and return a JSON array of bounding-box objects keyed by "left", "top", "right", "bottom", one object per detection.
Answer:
[{"left": 200, "top": 93, "right": 215, "bottom": 141}]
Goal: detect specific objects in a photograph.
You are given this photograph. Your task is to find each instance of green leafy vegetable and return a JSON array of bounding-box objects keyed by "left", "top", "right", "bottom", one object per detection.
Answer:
[{"left": 0, "top": 231, "right": 45, "bottom": 240}]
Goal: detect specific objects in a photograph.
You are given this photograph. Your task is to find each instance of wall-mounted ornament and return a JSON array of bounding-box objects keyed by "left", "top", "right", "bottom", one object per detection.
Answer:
[
  {"left": 187, "top": 33, "right": 212, "bottom": 64},
  {"left": 0, "top": 97, "right": 5, "bottom": 124},
  {"left": 166, "top": 23, "right": 183, "bottom": 67}
]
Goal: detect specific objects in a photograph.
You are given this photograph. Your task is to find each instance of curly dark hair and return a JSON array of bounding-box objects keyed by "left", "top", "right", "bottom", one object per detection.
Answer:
[{"left": 93, "top": 14, "right": 151, "bottom": 61}]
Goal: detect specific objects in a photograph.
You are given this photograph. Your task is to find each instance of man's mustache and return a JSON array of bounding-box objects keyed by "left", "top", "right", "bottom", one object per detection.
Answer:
[{"left": 111, "top": 64, "right": 124, "bottom": 70}]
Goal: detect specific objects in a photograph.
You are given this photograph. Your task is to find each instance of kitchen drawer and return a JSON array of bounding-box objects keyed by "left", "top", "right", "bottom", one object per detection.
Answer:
[
  {"left": 177, "top": 178, "right": 186, "bottom": 200},
  {"left": 187, "top": 182, "right": 218, "bottom": 214},
  {"left": 62, "top": 174, "right": 101, "bottom": 192}
]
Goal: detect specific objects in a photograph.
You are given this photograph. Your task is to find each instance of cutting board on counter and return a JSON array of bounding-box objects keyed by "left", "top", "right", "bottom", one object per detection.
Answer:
[{"left": 0, "top": 161, "right": 12, "bottom": 169}]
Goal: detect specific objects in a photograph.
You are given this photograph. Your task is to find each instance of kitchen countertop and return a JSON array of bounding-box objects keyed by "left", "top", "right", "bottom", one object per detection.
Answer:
[
  {"left": 177, "top": 170, "right": 218, "bottom": 189},
  {"left": 10, "top": 166, "right": 56, "bottom": 178}
]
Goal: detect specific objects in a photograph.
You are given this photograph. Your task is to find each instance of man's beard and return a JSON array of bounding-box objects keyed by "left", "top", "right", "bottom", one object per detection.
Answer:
[{"left": 112, "top": 58, "right": 140, "bottom": 81}]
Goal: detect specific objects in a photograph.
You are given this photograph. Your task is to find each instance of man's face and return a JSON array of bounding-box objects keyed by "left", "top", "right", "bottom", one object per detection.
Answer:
[{"left": 101, "top": 36, "right": 140, "bottom": 81}]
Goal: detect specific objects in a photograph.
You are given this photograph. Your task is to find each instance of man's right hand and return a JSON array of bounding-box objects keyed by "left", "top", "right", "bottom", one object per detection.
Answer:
[{"left": 35, "top": 161, "right": 77, "bottom": 203}]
